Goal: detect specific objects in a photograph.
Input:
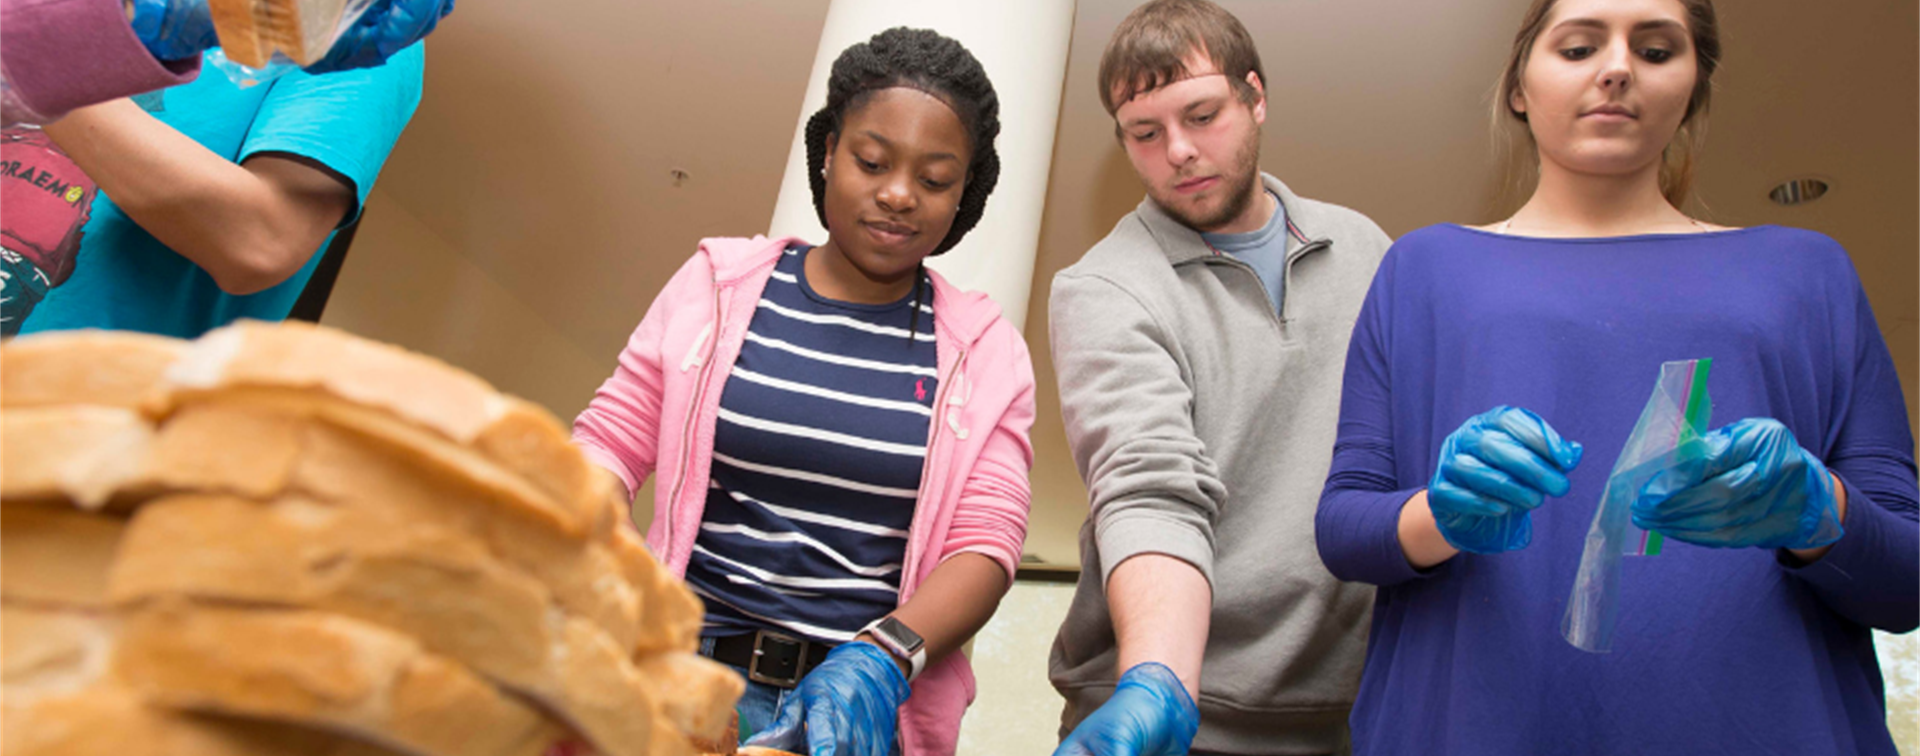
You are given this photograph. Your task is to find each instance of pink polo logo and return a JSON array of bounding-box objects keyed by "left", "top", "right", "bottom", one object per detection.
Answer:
[{"left": 915, "top": 378, "right": 928, "bottom": 402}]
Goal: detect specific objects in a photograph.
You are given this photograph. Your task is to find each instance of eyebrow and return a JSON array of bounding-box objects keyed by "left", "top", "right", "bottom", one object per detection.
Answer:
[
  {"left": 860, "top": 131, "right": 961, "bottom": 163},
  {"left": 1550, "top": 17, "right": 1688, "bottom": 34},
  {"left": 1119, "top": 96, "right": 1228, "bottom": 130}
]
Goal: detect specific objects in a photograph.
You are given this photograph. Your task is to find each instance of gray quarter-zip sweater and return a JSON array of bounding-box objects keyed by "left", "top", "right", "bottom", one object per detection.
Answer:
[{"left": 1048, "top": 174, "right": 1390, "bottom": 754}]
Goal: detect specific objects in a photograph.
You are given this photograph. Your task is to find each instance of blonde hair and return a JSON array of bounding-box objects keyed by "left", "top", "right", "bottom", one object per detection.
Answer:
[{"left": 1489, "top": 0, "right": 1722, "bottom": 217}]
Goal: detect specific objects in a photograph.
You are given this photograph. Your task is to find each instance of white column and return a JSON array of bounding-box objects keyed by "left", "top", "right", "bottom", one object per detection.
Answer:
[{"left": 767, "top": 0, "right": 1076, "bottom": 331}]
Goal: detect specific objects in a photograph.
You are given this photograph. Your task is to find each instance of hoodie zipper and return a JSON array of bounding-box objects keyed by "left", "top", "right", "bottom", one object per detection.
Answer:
[{"left": 664, "top": 288, "right": 731, "bottom": 553}]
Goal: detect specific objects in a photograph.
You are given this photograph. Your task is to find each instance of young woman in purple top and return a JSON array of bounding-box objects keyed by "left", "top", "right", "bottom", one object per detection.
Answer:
[{"left": 1316, "top": 0, "right": 1917, "bottom": 754}]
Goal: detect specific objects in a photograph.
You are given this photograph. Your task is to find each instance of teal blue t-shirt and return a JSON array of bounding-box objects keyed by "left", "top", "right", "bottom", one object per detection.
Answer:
[{"left": 19, "top": 45, "right": 424, "bottom": 338}]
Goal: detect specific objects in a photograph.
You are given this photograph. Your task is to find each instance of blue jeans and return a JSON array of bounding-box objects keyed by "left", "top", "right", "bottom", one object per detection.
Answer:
[{"left": 700, "top": 637, "right": 902, "bottom": 754}]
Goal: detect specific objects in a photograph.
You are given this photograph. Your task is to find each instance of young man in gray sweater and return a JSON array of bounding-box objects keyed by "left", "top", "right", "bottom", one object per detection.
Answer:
[{"left": 1048, "top": 2, "right": 1391, "bottom": 754}]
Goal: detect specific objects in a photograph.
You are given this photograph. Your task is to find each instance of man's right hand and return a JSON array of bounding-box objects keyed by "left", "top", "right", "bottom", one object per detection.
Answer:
[{"left": 1053, "top": 662, "right": 1199, "bottom": 756}]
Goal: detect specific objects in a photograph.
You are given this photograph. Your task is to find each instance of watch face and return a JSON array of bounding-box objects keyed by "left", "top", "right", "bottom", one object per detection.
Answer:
[{"left": 879, "top": 617, "right": 924, "bottom": 652}]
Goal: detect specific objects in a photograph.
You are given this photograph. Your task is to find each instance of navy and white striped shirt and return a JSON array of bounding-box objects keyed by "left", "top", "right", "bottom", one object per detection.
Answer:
[{"left": 686, "top": 246, "right": 938, "bottom": 644}]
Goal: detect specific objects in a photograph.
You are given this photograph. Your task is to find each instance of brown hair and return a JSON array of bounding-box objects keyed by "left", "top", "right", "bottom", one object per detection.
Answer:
[
  {"left": 1492, "top": 0, "right": 1721, "bottom": 210},
  {"left": 1098, "top": 0, "right": 1265, "bottom": 116}
]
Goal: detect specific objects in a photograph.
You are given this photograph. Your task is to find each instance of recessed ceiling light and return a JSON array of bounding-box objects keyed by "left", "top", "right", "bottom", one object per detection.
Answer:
[{"left": 1768, "top": 178, "right": 1830, "bottom": 206}]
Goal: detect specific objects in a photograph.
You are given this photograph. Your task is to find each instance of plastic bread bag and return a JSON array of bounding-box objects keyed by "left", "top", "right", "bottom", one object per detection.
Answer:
[
  {"left": 209, "top": 0, "right": 380, "bottom": 70},
  {"left": 204, "top": 48, "right": 296, "bottom": 89},
  {"left": 1562, "top": 358, "right": 1713, "bottom": 653}
]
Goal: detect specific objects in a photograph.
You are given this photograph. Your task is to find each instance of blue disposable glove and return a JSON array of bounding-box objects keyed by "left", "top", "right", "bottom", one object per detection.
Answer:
[
  {"left": 1052, "top": 662, "right": 1199, "bottom": 756},
  {"left": 1429, "top": 406, "right": 1584, "bottom": 553},
  {"left": 745, "top": 641, "right": 909, "bottom": 756},
  {"left": 1631, "top": 418, "right": 1843, "bottom": 550},
  {"left": 128, "top": 0, "right": 219, "bottom": 61},
  {"left": 305, "top": 0, "right": 454, "bottom": 74}
]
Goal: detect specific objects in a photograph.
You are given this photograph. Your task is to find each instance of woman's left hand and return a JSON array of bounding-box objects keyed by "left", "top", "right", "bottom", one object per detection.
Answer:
[
  {"left": 1631, "top": 418, "right": 1844, "bottom": 550},
  {"left": 744, "top": 641, "right": 910, "bottom": 756}
]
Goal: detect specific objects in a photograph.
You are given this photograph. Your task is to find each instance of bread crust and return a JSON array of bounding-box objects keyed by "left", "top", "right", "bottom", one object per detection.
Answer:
[{"left": 0, "top": 330, "right": 185, "bottom": 409}]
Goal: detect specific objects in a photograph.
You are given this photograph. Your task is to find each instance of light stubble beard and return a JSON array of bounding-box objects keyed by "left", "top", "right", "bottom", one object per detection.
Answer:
[{"left": 1151, "top": 126, "right": 1264, "bottom": 233}]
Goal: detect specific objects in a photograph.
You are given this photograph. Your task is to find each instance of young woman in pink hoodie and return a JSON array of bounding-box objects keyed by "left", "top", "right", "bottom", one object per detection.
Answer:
[{"left": 572, "top": 27, "right": 1035, "bottom": 756}]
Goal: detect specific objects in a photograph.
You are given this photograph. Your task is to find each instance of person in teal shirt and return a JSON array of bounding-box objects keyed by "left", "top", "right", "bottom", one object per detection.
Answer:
[{"left": 8, "top": 42, "right": 423, "bottom": 337}]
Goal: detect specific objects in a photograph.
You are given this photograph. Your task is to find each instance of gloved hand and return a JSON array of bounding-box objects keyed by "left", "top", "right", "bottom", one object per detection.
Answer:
[
  {"left": 1052, "top": 662, "right": 1199, "bottom": 756},
  {"left": 1429, "top": 406, "right": 1584, "bottom": 553},
  {"left": 744, "top": 641, "right": 910, "bottom": 756},
  {"left": 128, "top": 0, "right": 219, "bottom": 62},
  {"left": 1631, "top": 418, "right": 1843, "bottom": 550},
  {"left": 305, "top": 0, "right": 455, "bottom": 74}
]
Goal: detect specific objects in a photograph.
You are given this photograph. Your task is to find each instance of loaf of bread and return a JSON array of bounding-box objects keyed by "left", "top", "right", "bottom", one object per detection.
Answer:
[
  {"left": 138, "top": 399, "right": 646, "bottom": 651},
  {"left": 206, "top": 0, "right": 376, "bottom": 68},
  {"left": 0, "top": 323, "right": 737, "bottom": 756}
]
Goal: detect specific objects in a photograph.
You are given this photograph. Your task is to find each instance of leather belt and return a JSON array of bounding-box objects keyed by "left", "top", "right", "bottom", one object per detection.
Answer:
[{"left": 705, "top": 630, "right": 831, "bottom": 689}]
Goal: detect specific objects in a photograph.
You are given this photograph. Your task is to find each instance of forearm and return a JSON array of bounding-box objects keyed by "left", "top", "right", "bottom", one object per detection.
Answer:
[
  {"left": 868, "top": 552, "right": 1008, "bottom": 670},
  {"left": 1108, "top": 553, "right": 1210, "bottom": 701},
  {"left": 1397, "top": 491, "right": 1459, "bottom": 569},
  {"left": 41, "top": 99, "right": 345, "bottom": 293}
]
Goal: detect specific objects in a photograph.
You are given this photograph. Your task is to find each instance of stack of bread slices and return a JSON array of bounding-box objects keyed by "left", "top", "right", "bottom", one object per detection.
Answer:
[{"left": 2, "top": 322, "right": 744, "bottom": 756}]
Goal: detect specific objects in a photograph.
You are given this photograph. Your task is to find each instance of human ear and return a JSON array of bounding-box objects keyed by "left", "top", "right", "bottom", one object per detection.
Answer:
[{"left": 1246, "top": 70, "right": 1268, "bottom": 124}]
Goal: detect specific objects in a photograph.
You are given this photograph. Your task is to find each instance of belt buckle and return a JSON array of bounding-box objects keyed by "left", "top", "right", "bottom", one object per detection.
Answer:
[{"left": 746, "top": 630, "right": 809, "bottom": 688}]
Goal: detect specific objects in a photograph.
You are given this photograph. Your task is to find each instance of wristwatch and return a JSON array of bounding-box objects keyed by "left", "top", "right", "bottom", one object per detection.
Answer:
[{"left": 860, "top": 616, "right": 927, "bottom": 682}]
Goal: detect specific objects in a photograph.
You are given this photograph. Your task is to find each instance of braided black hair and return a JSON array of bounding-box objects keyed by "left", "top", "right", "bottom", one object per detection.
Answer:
[{"left": 804, "top": 27, "right": 1001, "bottom": 257}]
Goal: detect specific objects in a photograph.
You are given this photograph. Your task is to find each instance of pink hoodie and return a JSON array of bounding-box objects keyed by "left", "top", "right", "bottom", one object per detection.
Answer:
[{"left": 572, "top": 235, "right": 1036, "bottom": 756}]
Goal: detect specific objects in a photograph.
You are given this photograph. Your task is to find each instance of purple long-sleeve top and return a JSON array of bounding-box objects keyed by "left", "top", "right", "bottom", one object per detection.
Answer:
[
  {"left": 1317, "top": 223, "right": 1918, "bottom": 756},
  {"left": 1, "top": 0, "right": 198, "bottom": 125}
]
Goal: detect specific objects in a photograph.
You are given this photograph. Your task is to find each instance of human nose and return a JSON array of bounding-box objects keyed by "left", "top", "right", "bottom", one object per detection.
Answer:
[
  {"left": 1597, "top": 42, "right": 1633, "bottom": 93},
  {"left": 875, "top": 170, "right": 916, "bottom": 214},
  {"left": 1165, "top": 125, "right": 1199, "bottom": 168}
]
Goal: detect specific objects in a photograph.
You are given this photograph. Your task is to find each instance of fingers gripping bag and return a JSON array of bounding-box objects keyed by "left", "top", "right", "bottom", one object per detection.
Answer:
[{"left": 1562, "top": 358, "right": 1712, "bottom": 652}]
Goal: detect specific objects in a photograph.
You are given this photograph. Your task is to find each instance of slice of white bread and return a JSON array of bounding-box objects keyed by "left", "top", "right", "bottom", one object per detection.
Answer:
[
  {"left": 0, "top": 406, "right": 156, "bottom": 509},
  {"left": 1, "top": 330, "right": 185, "bottom": 409},
  {"left": 4, "top": 683, "right": 405, "bottom": 756},
  {"left": 0, "top": 503, "right": 126, "bottom": 606},
  {"left": 107, "top": 495, "right": 556, "bottom": 688},
  {"left": 157, "top": 322, "right": 604, "bottom": 536},
  {"left": 207, "top": 0, "right": 375, "bottom": 68},
  {"left": 108, "top": 494, "right": 733, "bottom": 756},
  {"left": 113, "top": 600, "right": 568, "bottom": 756}
]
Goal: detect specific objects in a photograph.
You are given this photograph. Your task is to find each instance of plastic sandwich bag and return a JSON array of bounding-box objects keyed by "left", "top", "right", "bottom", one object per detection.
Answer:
[{"left": 1562, "top": 358, "right": 1713, "bottom": 653}]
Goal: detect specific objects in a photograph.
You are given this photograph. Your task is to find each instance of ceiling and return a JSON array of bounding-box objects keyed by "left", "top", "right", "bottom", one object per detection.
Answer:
[{"left": 323, "top": 0, "right": 1919, "bottom": 564}]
